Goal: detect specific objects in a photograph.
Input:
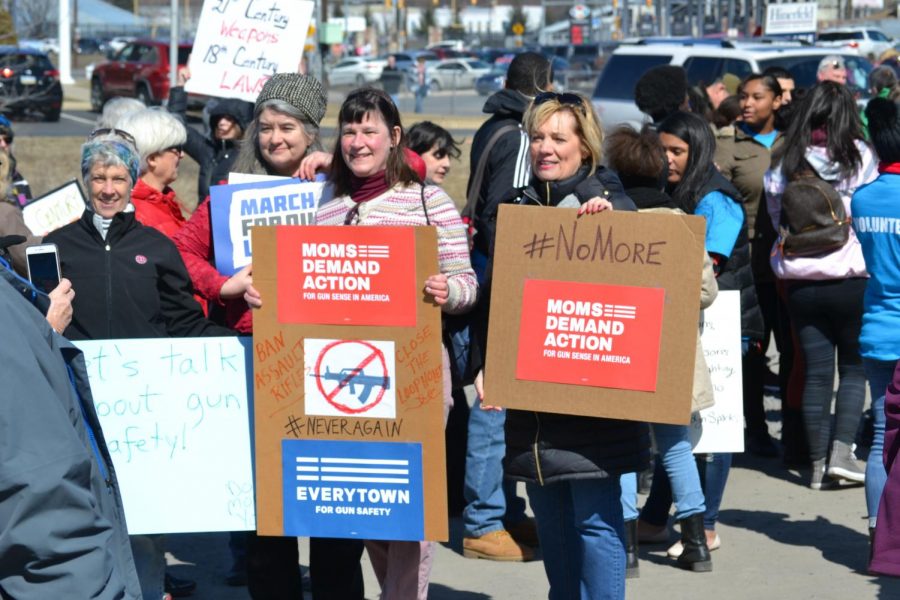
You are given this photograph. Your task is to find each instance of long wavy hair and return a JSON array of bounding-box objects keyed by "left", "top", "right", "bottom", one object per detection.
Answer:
[
  {"left": 771, "top": 81, "right": 864, "bottom": 181},
  {"left": 328, "top": 87, "right": 419, "bottom": 198},
  {"left": 656, "top": 111, "right": 717, "bottom": 212},
  {"left": 232, "top": 99, "right": 322, "bottom": 176}
]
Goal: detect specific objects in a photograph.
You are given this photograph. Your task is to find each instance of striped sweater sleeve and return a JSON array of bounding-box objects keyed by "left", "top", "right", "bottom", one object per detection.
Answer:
[{"left": 423, "top": 186, "right": 478, "bottom": 315}]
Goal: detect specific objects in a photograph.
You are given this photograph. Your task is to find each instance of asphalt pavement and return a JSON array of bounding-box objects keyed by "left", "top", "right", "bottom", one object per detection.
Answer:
[
  {"left": 11, "top": 82, "right": 489, "bottom": 140},
  {"left": 162, "top": 393, "right": 900, "bottom": 600}
]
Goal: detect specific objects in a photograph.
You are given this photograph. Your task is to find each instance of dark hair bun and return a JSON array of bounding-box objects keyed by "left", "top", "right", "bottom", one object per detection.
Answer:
[{"left": 866, "top": 98, "right": 900, "bottom": 163}]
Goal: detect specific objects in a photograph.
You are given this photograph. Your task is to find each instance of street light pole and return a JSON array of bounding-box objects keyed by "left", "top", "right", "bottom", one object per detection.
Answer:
[{"left": 58, "top": 0, "right": 74, "bottom": 84}]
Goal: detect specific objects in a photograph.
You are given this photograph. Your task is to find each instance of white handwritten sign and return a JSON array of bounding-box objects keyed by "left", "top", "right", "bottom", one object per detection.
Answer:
[
  {"left": 23, "top": 180, "right": 86, "bottom": 236},
  {"left": 185, "top": 0, "right": 314, "bottom": 101},
  {"left": 690, "top": 291, "right": 745, "bottom": 453},
  {"left": 74, "top": 337, "right": 256, "bottom": 534}
]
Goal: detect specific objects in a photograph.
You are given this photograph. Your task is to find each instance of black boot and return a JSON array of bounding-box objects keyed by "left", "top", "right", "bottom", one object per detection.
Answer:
[
  {"left": 624, "top": 519, "right": 639, "bottom": 579},
  {"left": 675, "top": 514, "right": 712, "bottom": 572}
]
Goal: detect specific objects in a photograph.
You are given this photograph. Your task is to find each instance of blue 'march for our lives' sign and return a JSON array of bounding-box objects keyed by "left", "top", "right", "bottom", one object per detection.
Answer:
[
  {"left": 281, "top": 439, "right": 425, "bottom": 540},
  {"left": 209, "top": 178, "right": 324, "bottom": 276}
]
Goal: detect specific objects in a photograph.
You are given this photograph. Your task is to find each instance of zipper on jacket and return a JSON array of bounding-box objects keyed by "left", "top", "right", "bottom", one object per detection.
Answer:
[
  {"left": 532, "top": 412, "right": 544, "bottom": 485},
  {"left": 105, "top": 243, "right": 112, "bottom": 338}
]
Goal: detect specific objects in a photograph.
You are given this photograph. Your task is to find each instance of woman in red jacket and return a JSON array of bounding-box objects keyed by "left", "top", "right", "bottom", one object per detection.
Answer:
[{"left": 117, "top": 109, "right": 189, "bottom": 239}]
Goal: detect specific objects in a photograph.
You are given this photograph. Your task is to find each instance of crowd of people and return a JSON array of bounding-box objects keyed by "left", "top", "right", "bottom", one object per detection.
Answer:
[{"left": 3, "top": 48, "right": 900, "bottom": 600}]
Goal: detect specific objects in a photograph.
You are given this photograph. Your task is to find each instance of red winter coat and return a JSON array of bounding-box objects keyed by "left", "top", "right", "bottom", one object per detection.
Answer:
[
  {"left": 173, "top": 197, "right": 251, "bottom": 333},
  {"left": 130, "top": 179, "right": 186, "bottom": 240}
]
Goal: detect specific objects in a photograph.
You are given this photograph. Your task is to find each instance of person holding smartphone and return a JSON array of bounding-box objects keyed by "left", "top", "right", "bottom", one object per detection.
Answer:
[{"left": 44, "top": 129, "right": 232, "bottom": 600}]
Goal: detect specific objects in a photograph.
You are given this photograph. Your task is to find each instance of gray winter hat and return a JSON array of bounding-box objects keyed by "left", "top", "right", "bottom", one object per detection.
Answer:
[{"left": 255, "top": 73, "right": 327, "bottom": 126}]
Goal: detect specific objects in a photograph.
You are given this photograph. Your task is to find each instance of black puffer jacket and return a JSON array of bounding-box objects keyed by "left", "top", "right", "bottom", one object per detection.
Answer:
[
  {"left": 476, "top": 166, "right": 650, "bottom": 485},
  {"left": 45, "top": 210, "right": 232, "bottom": 341},
  {"left": 696, "top": 168, "right": 764, "bottom": 341},
  {"left": 168, "top": 87, "right": 254, "bottom": 200}
]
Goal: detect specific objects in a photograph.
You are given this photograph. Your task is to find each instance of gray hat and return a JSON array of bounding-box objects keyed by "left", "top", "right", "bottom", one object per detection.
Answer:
[{"left": 256, "top": 73, "right": 327, "bottom": 126}]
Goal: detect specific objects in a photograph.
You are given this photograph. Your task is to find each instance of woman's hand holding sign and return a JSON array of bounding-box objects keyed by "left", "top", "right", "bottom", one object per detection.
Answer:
[
  {"left": 577, "top": 196, "right": 614, "bottom": 216},
  {"left": 424, "top": 274, "right": 449, "bottom": 305},
  {"left": 220, "top": 264, "right": 253, "bottom": 300}
]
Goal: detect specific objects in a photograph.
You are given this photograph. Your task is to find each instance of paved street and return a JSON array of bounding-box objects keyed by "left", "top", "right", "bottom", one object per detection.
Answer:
[{"left": 163, "top": 394, "right": 900, "bottom": 599}]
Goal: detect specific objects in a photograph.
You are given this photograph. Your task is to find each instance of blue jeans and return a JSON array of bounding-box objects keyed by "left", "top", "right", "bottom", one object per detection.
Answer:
[
  {"left": 131, "top": 534, "right": 165, "bottom": 600},
  {"left": 641, "top": 452, "right": 730, "bottom": 531},
  {"left": 623, "top": 424, "right": 705, "bottom": 522},
  {"left": 620, "top": 473, "right": 638, "bottom": 521},
  {"left": 463, "top": 402, "right": 526, "bottom": 536},
  {"left": 528, "top": 478, "right": 625, "bottom": 600},
  {"left": 414, "top": 87, "right": 428, "bottom": 113},
  {"left": 864, "top": 358, "right": 896, "bottom": 528}
]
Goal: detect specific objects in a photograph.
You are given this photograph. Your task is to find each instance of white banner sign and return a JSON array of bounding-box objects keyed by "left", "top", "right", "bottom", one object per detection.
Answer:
[
  {"left": 765, "top": 2, "right": 817, "bottom": 35},
  {"left": 185, "top": 0, "right": 315, "bottom": 101},
  {"left": 23, "top": 180, "right": 85, "bottom": 236},
  {"left": 690, "top": 291, "right": 745, "bottom": 454},
  {"left": 75, "top": 337, "right": 256, "bottom": 534}
]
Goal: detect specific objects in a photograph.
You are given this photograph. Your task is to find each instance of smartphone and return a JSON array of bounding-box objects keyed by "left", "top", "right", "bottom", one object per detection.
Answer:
[{"left": 26, "top": 243, "right": 61, "bottom": 294}]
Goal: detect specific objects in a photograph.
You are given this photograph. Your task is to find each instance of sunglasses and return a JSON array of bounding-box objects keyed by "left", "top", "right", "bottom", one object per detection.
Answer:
[
  {"left": 89, "top": 127, "right": 137, "bottom": 146},
  {"left": 164, "top": 144, "right": 184, "bottom": 154},
  {"left": 534, "top": 92, "right": 587, "bottom": 114},
  {"left": 0, "top": 135, "right": 11, "bottom": 145}
]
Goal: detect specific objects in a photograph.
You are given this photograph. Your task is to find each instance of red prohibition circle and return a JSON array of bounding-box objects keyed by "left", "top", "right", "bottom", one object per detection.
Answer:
[{"left": 314, "top": 340, "right": 389, "bottom": 414}]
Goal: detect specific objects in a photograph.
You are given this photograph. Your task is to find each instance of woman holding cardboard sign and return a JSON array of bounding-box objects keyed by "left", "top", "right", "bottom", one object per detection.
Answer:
[
  {"left": 313, "top": 87, "right": 477, "bottom": 600},
  {"left": 472, "top": 92, "right": 648, "bottom": 600},
  {"left": 174, "top": 74, "right": 370, "bottom": 600}
]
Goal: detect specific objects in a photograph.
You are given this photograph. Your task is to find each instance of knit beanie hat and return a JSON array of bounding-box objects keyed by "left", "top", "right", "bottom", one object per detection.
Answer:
[
  {"left": 255, "top": 73, "right": 327, "bottom": 126},
  {"left": 634, "top": 66, "right": 688, "bottom": 123},
  {"left": 866, "top": 97, "right": 900, "bottom": 163}
]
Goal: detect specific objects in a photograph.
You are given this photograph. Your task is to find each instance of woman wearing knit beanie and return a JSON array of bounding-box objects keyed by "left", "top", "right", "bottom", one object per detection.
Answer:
[{"left": 172, "top": 73, "right": 370, "bottom": 600}]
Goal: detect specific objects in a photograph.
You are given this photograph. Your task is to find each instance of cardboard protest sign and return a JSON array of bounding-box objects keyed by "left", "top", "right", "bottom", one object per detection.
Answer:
[
  {"left": 185, "top": 0, "right": 314, "bottom": 101},
  {"left": 690, "top": 291, "right": 745, "bottom": 453},
  {"left": 485, "top": 205, "right": 706, "bottom": 425},
  {"left": 210, "top": 178, "right": 321, "bottom": 276},
  {"left": 253, "top": 226, "right": 448, "bottom": 542},
  {"left": 74, "top": 337, "right": 255, "bottom": 534},
  {"left": 22, "top": 179, "right": 86, "bottom": 236},
  {"left": 276, "top": 227, "right": 418, "bottom": 327}
]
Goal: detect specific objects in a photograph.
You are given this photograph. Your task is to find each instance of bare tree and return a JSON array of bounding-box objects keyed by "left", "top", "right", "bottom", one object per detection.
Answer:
[{"left": 15, "top": 0, "right": 56, "bottom": 39}]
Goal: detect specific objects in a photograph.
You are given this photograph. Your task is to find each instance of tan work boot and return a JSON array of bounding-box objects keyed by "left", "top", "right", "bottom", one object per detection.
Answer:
[{"left": 463, "top": 530, "right": 534, "bottom": 561}]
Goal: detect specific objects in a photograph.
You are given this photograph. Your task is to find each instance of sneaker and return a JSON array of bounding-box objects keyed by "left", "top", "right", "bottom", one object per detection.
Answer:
[
  {"left": 810, "top": 458, "right": 828, "bottom": 490},
  {"left": 462, "top": 530, "right": 534, "bottom": 562},
  {"left": 505, "top": 517, "right": 540, "bottom": 547},
  {"left": 827, "top": 441, "right": 866, "bottom": 483}
]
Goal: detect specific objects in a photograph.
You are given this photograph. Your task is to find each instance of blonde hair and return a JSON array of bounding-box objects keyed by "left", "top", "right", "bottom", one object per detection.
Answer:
[{"left": 523, "top": 93, "right": 604, "bottom": 176}]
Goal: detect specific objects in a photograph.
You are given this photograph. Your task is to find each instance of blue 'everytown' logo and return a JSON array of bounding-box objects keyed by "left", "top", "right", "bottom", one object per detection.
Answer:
[{"left": 281, "top": 439, "right": 424, "bottom": 540}]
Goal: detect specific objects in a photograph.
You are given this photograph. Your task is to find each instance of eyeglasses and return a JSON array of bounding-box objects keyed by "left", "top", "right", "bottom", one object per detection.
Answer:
[
  {"left": 0, "top": 135, "right": 11, "bottom": 146},
  {"left": 164, "top": 144, "right": 184, "bottom": 155},
  {"left": 89, "top": 127, "right": 137, "bottom": 146},
  {"left": 533, "top": 92, "right": 587, "bottom": 115}
]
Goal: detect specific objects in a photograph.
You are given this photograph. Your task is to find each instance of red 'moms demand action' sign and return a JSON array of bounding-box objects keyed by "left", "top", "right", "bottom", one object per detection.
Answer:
[
  {"left": 276, "top": 226, "right": 417, "bottom": 327},
  {"left": 516, "top": 279, "right": 665, "bottom": 391}
]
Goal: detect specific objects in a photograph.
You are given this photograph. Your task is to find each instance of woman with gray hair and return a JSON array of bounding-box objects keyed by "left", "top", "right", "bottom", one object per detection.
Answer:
[
  {"left": 172, "top": 73, "right": 363, "bottom": 600},
  {"left": 44, "top": 130, "right": 232, "bottom": 600},
  {"left": 117, "top": 108, "right": 190, "bottom": 239}
]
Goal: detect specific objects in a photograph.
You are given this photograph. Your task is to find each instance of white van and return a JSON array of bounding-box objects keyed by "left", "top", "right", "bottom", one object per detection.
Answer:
[{"left": 590, "top": 41, "right": 873, "bottom": 130}]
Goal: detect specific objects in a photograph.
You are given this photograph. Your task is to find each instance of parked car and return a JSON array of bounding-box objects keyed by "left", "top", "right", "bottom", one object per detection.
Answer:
[
  {"left": 475, "top": 63, "right": 508, "bottom": 96},
  {"left": 818, "top": 27, "right": 893, "bottom": 61},
  {"left": 327, "top": 57, "right": 387, "bottom": 87},
  {"left": 90, "top": 40, "right": 192, "bottom": 111},
  {"left": 387, "top": 51, "right": 438, "bottom": 73},
  {"left": 427, "top": 58, "right": 491, "bottom": 91},
  {"left": 0, "top": 47, "right": 62, "bottom": 121},
  {"left": 76, "top": 37, "right": 103, "bottom": 55},
  {"left": 592, "top": 42, "right": 873, "bottom": 130}
]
